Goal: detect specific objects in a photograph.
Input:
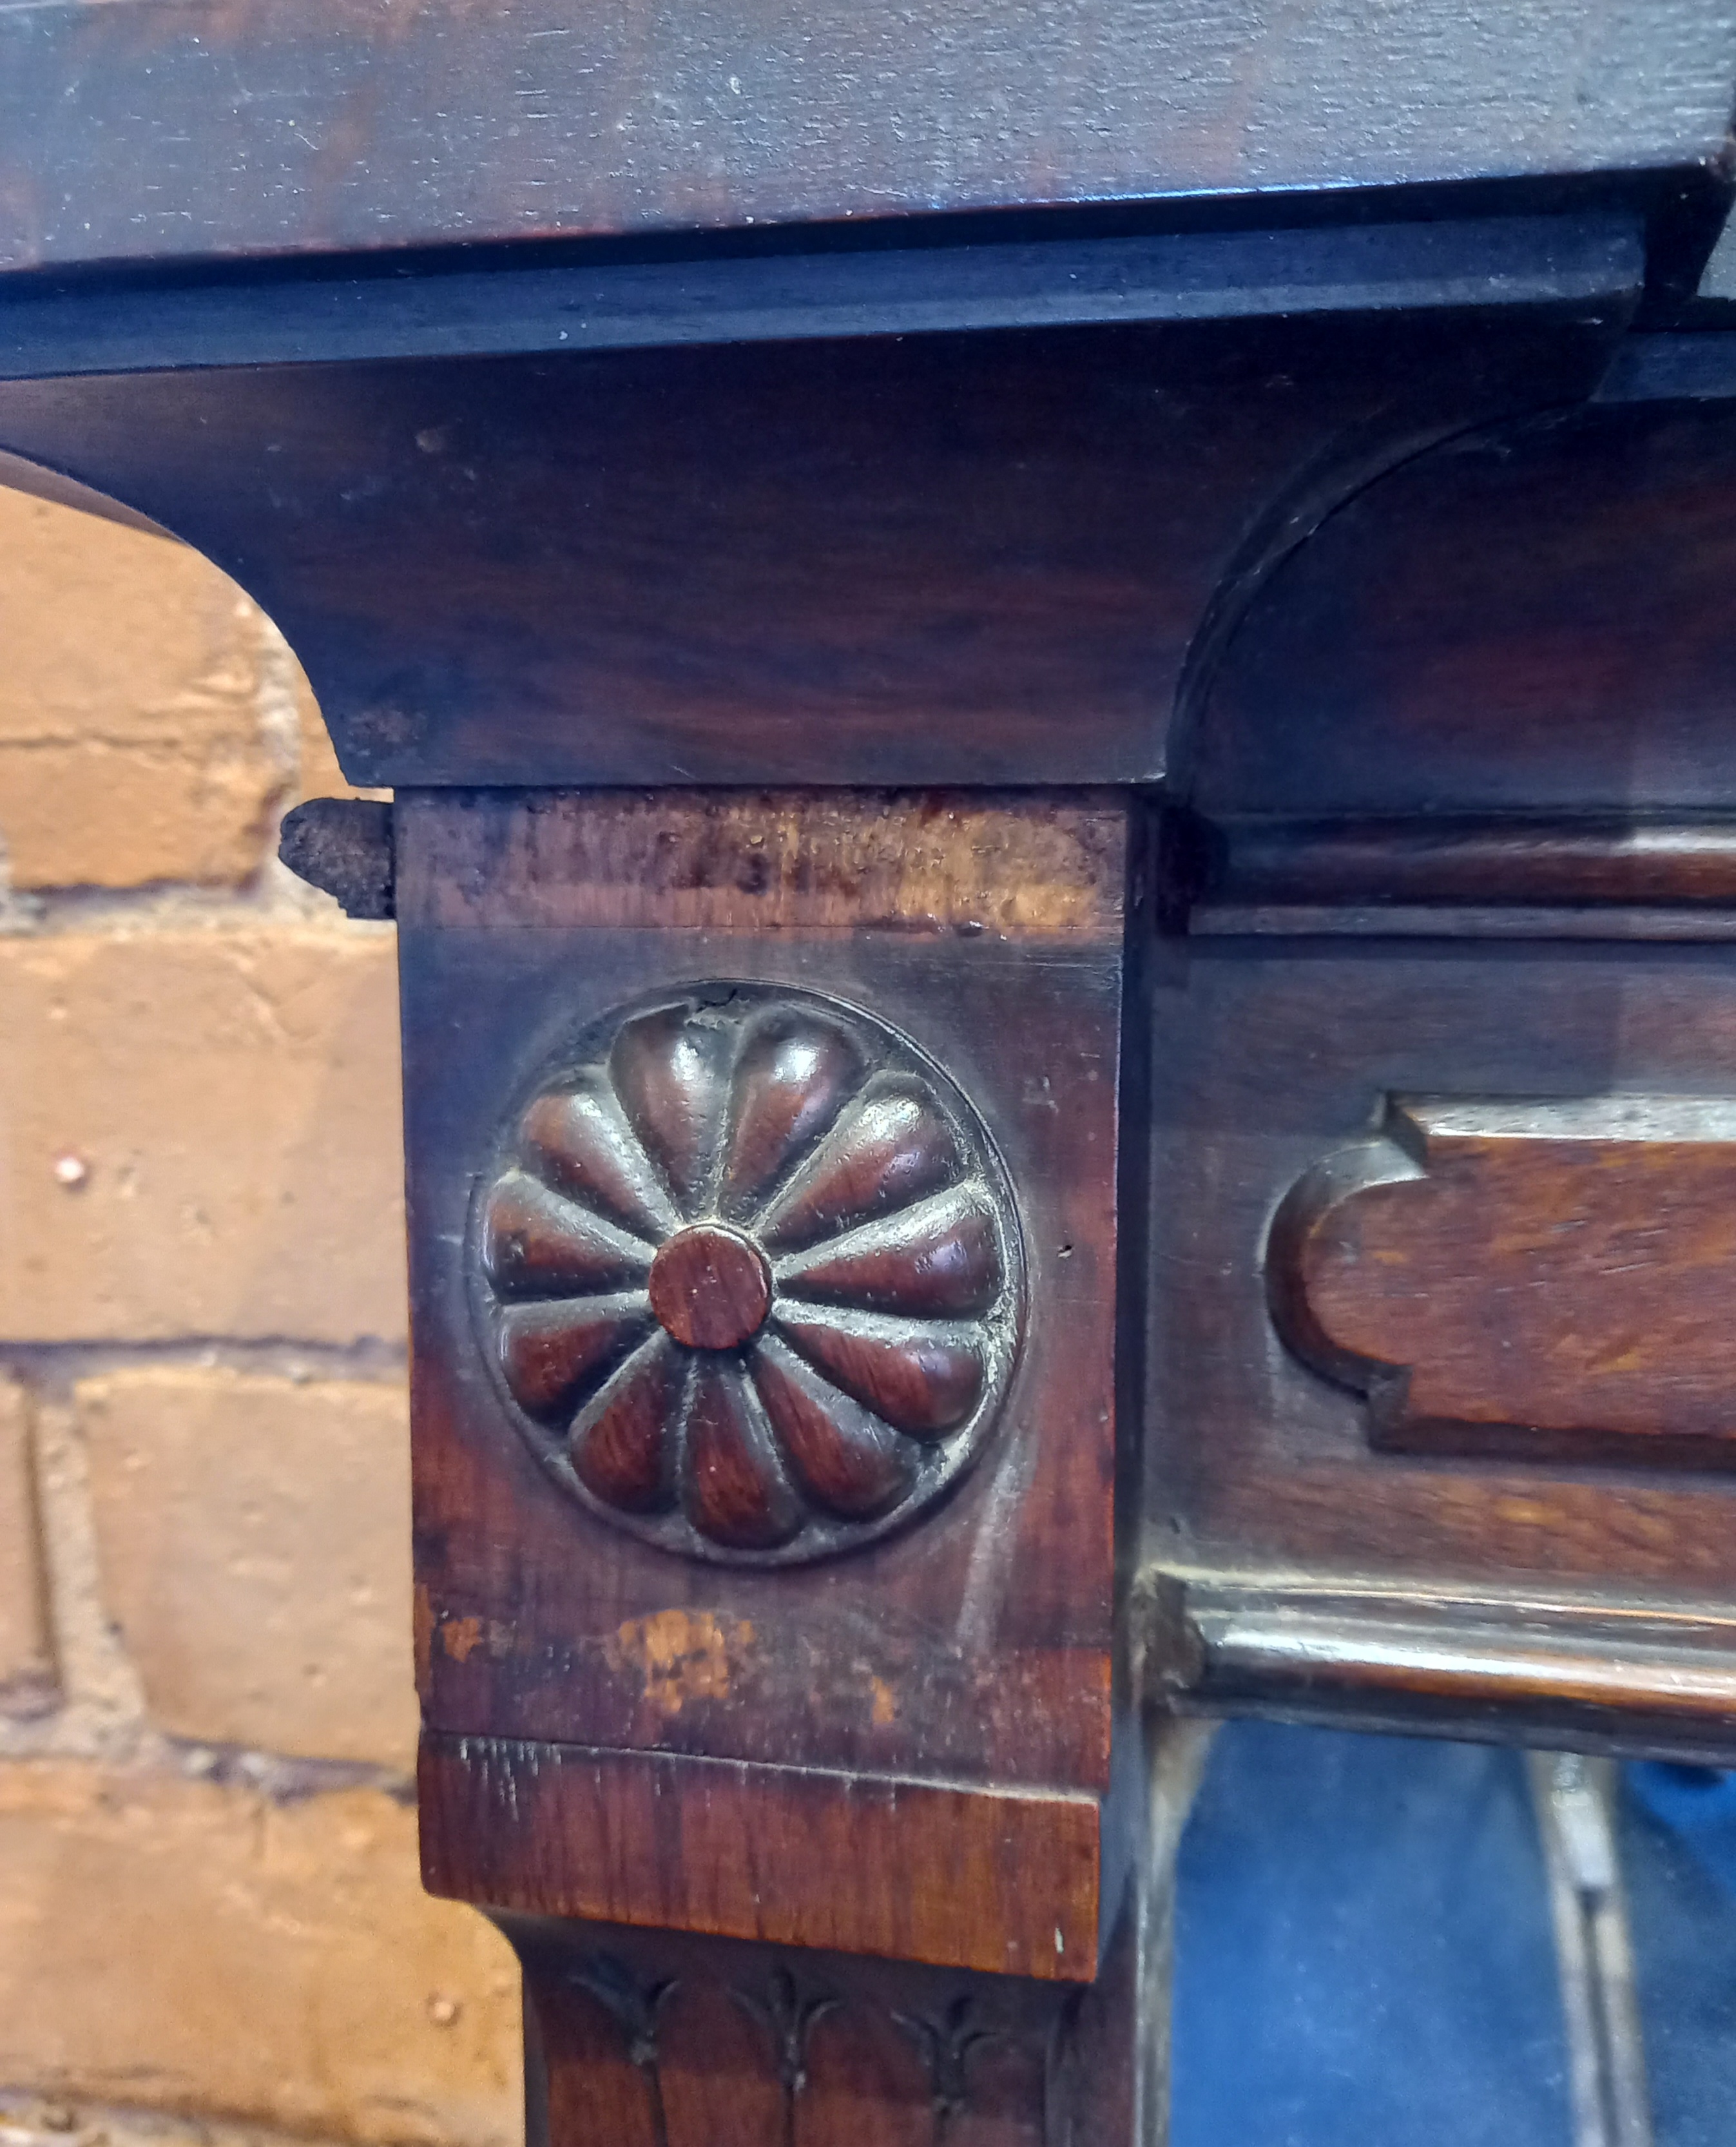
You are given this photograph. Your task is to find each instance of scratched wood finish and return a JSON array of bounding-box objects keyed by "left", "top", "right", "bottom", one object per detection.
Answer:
[
  {"left": 1144, "top": 944, "right": 1736, "bottom": 1619},
  {"left": 1268, "top": 1095, "right": 1736, "bottom": 1463},
  {"left": 402, "top": 793, "right": 1128, "bottom": 1967},
  {"left": 2, "top": 1, "right": 1729, "bottom": 273},
  {"left": 420, "top": 1736, "right": 1100, "bottom": 1980},
  {"left": 503, "top": 1907, "right": 1139, "bottom": 2147},
  {"left": 0, "top": 301, "right": 1627, "bottom": 788},
  {"left": 394, "top": 791, "right": 1126, "bottom": 936}
]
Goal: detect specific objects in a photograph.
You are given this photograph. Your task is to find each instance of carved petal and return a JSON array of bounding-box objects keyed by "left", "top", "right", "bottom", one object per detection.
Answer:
[
  {"left": 497, "top": 1295, "right": 652, "bottom": 1422},
  {"left": 717, "top": 1011, "right": 864, "bottom": 1220},
  {"left": 773, "top": 1308, "right": 985, "bottom": 1438},
  {"left": 751, "top": 1336, "right": 915, "bottom": 1517},
  {"left": 572, "top": 1338, "right": 682, "bottom": 1512},
  {"left": 521, "top": 1073, "right": 680, "bottom": 1242},
  {"left": 757, "top": 1077, "right": 963, "bottom": 1253},
  {"left": 610, "top": 1003, "right": 735, "bottom": 1211},
  {"left": 481, "top": 1171, "right": 654, "bottom": 1298},
  {"left": 682, "top": 1360, "right": 802, "bottom": 1549},
  {"left": 776, "top": 1187, "right": 1001, "bottom": 1317}
]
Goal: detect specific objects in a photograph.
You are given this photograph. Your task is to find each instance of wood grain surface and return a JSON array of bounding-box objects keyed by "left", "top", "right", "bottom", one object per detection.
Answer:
[
  {"left": 1269, "top": 1096, "right": 1736, "bottom": 1462},
  {"left": 2, "top": 1, "right": 1727, "bottom": 273},
  {"left": 0, "top": 302, "right": 1626, "bottom": 787},
  {"left": 394, "top": 791, "right": 1128, "bottom": 938},
  {"left": 1195, "top": 814, "right": 1736, "bottom": 918},
  {"left": 1190, "top": 399, "right": 1736, "bottom": 817},
  {"left": 1143, "top": 943, "right": 1736, "bottom": 1610},
  {"left": 421, "top": 1735, "right": 1101, "bottom": 1981},
  {"left": 403, "top": 791, "right": 1126, "bottom": 1798},
  {"left": 503, "top": 1906, "right": 1139, "bottom": 2145}
]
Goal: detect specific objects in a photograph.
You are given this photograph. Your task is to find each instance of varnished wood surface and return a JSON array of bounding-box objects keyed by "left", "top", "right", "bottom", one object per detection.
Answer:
[
  {"left": 1181, "top": 809, "right": 1736, "bottom": 940},
  {"left": 404, "top": 793, "right": 1124, "bottom": 1795},
  {"left": 468, "top": 979, "right": 1023, "bottom": 1562},
  {"left": 1195, "top": 814, "right": 1736, "bottom": 914},
  {"left": 1269, "top": 1096, "right": 1736, "bottom": 1464},
  {"left": 506, "top": 1906, "right": 1139, "bottom": 2146},
  {"left": 648, "top": 1226, "right": 773, "bottom": 1353},
  {"left": 421, "top": 1735, "right": 1101, "bottom": 1981},
  {"left": 1143, "top": 941, "right": 1736, "bottom": 1617},
  {"left": 1190, "top": 399, "right": 1736, "bottom": 816},
  {"left": 0, "top": 303, "right": 1627, "bottom": 787},
  {"left": 1161, "top": 1579, "right": 1736, "bottom": 1764},
  {"left": 1, "top": 1, "right": 1727, "bottom": 273}
]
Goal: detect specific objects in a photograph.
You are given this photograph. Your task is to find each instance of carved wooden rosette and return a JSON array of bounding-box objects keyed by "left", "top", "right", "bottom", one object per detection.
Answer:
[{"left": 470, "top": 985, "right": 1023, "bottom": 1563}]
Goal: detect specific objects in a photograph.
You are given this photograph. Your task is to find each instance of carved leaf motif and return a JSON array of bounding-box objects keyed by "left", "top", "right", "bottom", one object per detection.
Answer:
[
  {"left": 895, "top": 1994, "right": 1004, "bottom": 2134},
  {"left": 568, "top": 1954, "right": 678, "bottom": 2147},
  {"left": 569, "top": 1952, "right": 679, "bottom": 2069},
  {"left": 471, "top": 987, "right": 1021, "bottom": 1563},
  {"left": 732, "top": 1967, "right": 841, "bottom": 2098}
]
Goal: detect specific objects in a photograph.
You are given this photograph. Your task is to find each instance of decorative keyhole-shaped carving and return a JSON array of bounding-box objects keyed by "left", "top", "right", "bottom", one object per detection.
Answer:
[
  {"left": 470, "top": 983, "right": 1024, "bottom": 1563},
  {"left": 1268, "top": 1093, "right": 1736, "bottom": 1464}
]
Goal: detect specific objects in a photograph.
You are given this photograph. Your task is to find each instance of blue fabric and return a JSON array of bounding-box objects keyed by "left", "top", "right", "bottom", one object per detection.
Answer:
[
  {"left": 1169, "top": 1725, "right": 1736, "bottom": 2147},
  {"left": 1618, "top": 1769, "right": 1736, "bottom": 2147},
  {"left": 1627, "top": 1764, "right": 1736, "bottom": 1900},
  {"left": 1170, "top": 1723, "right": 1571, "bottom": 2147}
]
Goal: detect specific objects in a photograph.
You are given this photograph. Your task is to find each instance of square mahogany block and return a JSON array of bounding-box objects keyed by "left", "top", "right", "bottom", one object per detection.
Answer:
[{"left": 396, "top": 790, "right": 1133, "bottom": 1978}]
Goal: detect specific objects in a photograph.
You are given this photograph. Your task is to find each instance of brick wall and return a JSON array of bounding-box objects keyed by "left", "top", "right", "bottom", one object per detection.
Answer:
[{"left": 0, "top": 490, "right": 522, "bottom": 2147}]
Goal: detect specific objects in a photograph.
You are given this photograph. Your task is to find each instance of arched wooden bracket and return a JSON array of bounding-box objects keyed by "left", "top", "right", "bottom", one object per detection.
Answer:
[{"left": 1267, "top": 1095, "right": 1736, "bottom": 1465}]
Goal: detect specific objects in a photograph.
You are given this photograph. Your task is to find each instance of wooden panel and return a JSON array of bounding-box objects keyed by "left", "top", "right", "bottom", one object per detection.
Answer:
[
  {"left": 1268, "top": 1095, "right": 1736, "bottom": 1463},
  {"left": 1, "top": 1, "right": 1728, "bottom": 273},
  {"left": 420, "top": 1735, "right": 1100, "bottom": 1981},
  {"left": 1190, "top": 400, "right": 1736, "bottom": 816},
  {"left": 1142, "top": 942, "right": 1736, "bottom": 1616},
  {"left": 501, "top": 1908, "right": 1138, "bottom": 2146},
  {"left": 0, "top": 303, "right": 1628, "bottom": 788},
  {"left": 401, "top": 792, "right": 1124, "bottom": 1798}
]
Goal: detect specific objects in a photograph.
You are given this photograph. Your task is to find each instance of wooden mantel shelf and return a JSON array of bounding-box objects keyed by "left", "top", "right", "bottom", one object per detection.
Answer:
[{"left": 3, "top": 0, "right": 1733, "bottom": 275}]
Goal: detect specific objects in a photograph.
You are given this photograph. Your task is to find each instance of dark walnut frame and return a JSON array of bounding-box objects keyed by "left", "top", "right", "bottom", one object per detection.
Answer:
[{"left": 10, "top": 7, "right": 1736, "bottom": 2135}]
